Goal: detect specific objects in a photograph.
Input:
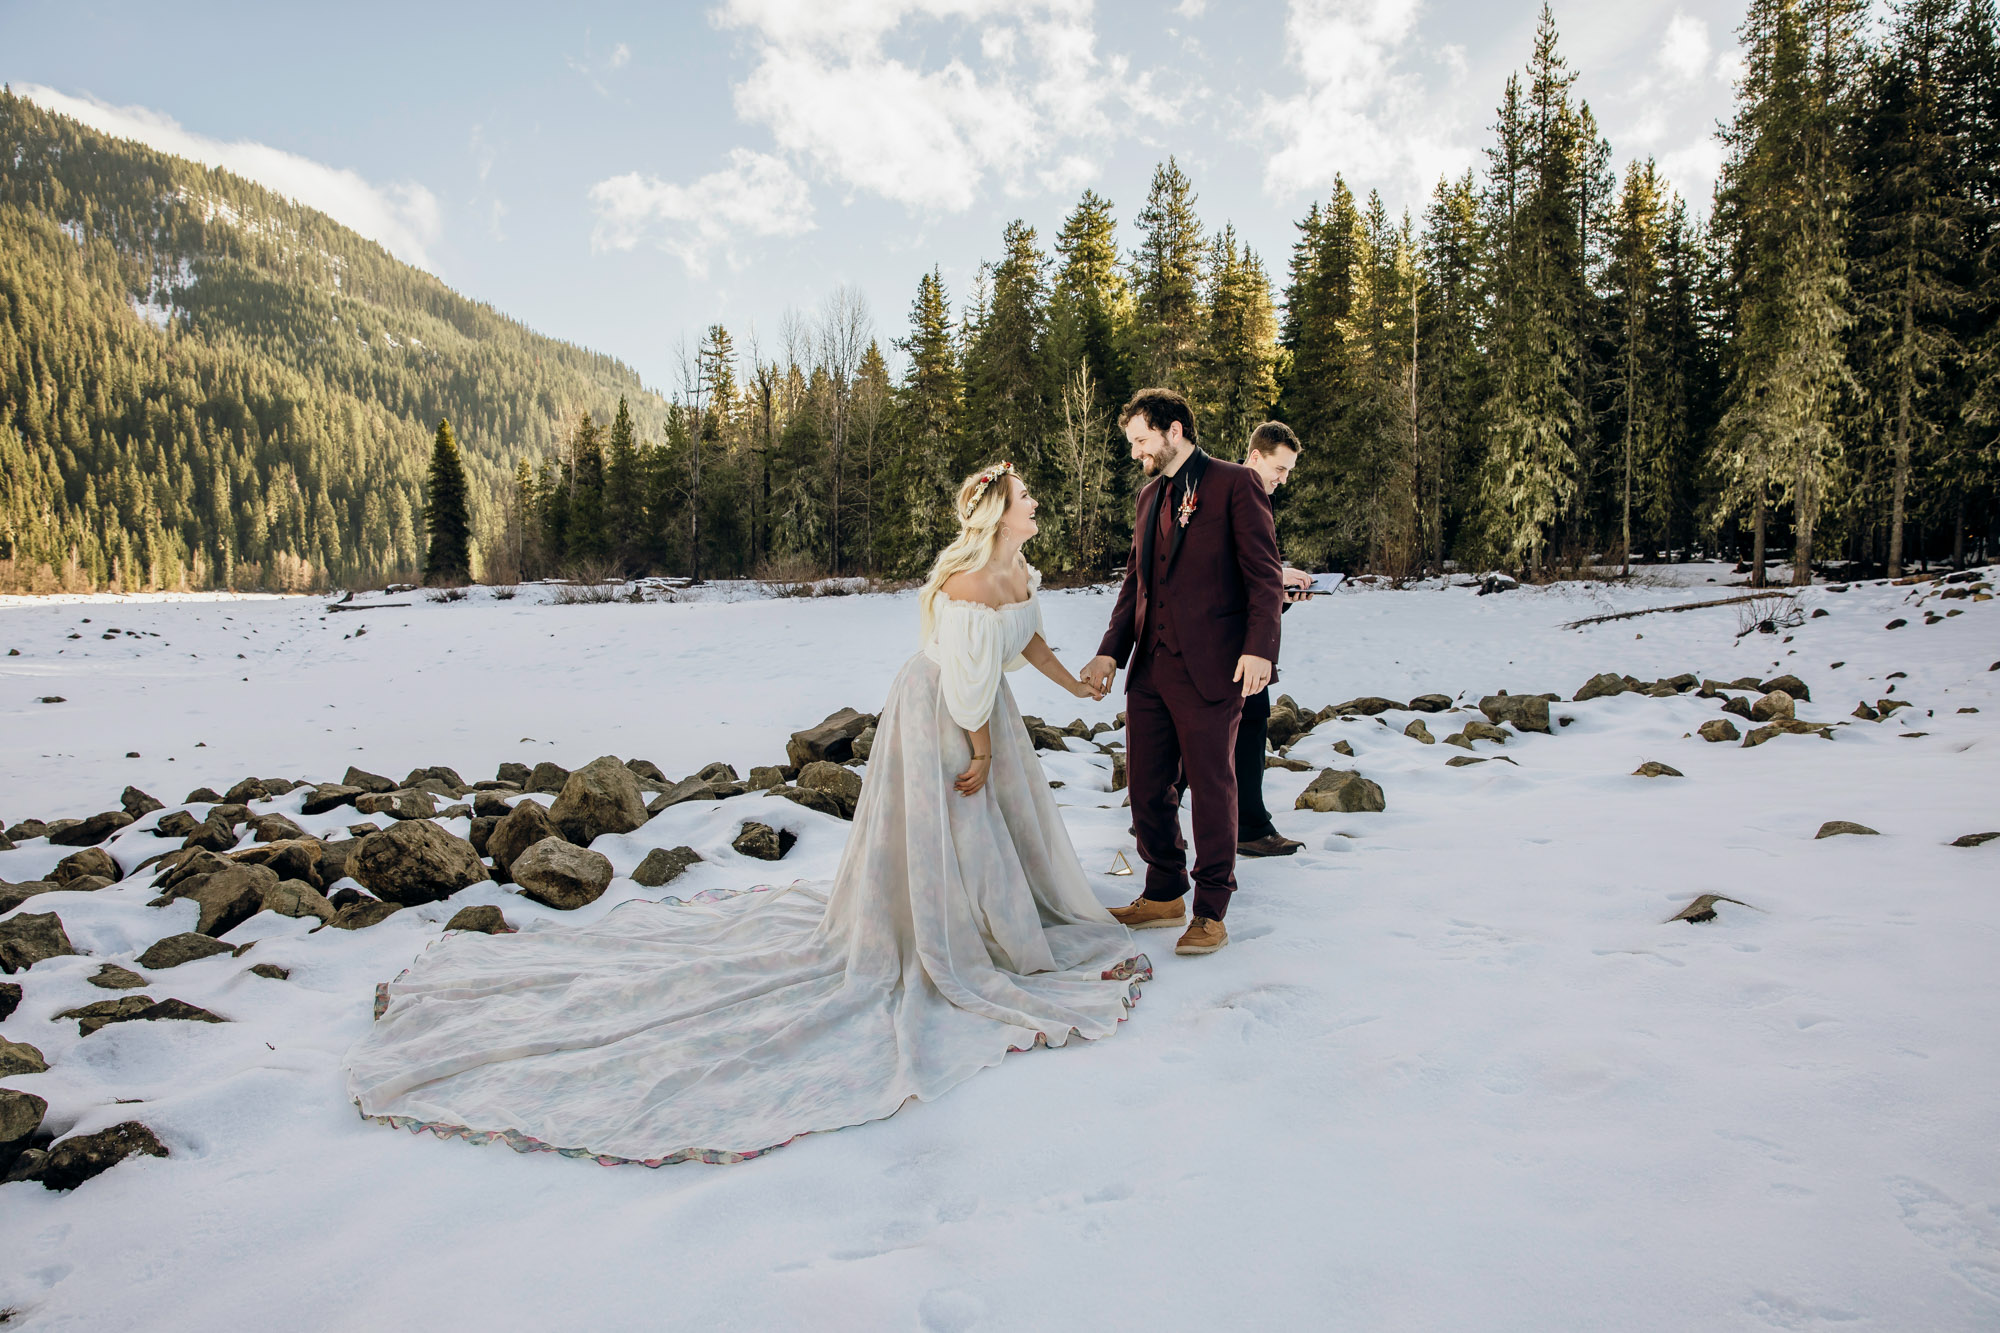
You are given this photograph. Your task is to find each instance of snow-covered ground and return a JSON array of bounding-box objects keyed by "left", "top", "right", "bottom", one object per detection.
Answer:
[{"left": 2, "top": 567, "right": 1996, "bottom": 1330}]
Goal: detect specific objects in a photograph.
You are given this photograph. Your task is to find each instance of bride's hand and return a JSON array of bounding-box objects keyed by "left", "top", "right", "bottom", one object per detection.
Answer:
[
  {"left": 1065, "top": 675, "right": 1096, "bottom": 699},
  {"left": 954, "top": 754, "right": 991, "bottom": 797}
]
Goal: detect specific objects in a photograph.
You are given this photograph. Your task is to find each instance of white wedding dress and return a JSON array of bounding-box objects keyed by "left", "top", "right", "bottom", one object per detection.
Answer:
[{"left": 344, "top": 569, "right": 1149, "bottom": 1166}]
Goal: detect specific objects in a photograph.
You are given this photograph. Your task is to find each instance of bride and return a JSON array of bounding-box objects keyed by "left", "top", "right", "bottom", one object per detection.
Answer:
[{"left": 345, "top": 463, "right": 1150, "bottom": 1166}]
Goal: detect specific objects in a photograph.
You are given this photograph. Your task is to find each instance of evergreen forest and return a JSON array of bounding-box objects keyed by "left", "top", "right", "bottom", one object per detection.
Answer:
[{"left": 3, "top": 0, "right": 1997, "bottom": 595}]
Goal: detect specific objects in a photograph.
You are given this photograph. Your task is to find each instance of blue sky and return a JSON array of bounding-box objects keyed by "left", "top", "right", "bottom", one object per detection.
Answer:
[{"left": 7, "top": 0, "right": 1750, "bottom": 390}]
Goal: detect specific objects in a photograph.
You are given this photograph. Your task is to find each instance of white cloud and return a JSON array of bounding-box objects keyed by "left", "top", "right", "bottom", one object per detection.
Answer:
[
  {"left": 715, "top": 0, "right": 1175, "bottom": 213},
  {"left": 1658, "top": 12, "right": 1711, "bottom": 84},
  {"left": 1255, "top": 0, "right": 1473, "bottom": 203},
  {"left": 17, "top": 84, "right": 442, "bottom": 268},
  {"left": 588, "top": 148, "right": 815, "bottom": 276},
  {"left": 610, "top": 42, "right": 632, "bottom": 68},
  {"left": 1174, "top": 0, "right": 1208, "bottom": 17}
]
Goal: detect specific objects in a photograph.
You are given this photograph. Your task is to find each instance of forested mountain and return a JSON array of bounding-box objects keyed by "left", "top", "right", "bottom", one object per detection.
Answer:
[
  {"left": 5, "top": 0, "right": 1997, "bottom": 595},
  {"left": 0, "top": 89, "right": 667, "bottom": 592}
]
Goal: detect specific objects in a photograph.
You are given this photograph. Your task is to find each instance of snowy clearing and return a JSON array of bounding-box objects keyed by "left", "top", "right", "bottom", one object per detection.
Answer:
[{"left": 2, "top": 568, "right": 1997, "bottom": 1330}]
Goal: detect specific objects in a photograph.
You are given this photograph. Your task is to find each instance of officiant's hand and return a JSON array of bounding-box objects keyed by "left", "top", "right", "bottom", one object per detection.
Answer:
[
  {"left": 1080, "top": 656, "right": 1117, "bottom": 699},
  {"left": 1281, "top": 565, "right": 1313, "bottom": 603},
  {"left": 1234, "top": 654, "right": 1273, "bottom": 696}
]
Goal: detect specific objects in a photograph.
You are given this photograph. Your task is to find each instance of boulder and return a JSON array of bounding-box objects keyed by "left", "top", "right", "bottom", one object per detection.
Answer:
[
  {"left": 1403, "top": 719, "right": 1435, "bottom": 744},
  {"left": 351, "top": 821, "right": 486, "bottom": 905},
  {"left": 1743, "top": 719, "right": 1834, "bottom": 747},
  {"left": 206, "top": 803, "right": 254, "bottom": 828},
  {"left": 1294, "top": 769, "right": 1387, "bottom": 814},
  {"left": 57, "top": 996, "right": 154, "bottom": 1035},
  {"left": 317, "top": 838, "right": 361, "bottom": 886},
  {"left": 404, "top": 765, "right": 467, "bottom": 792},
  {"left": 37, "top": 1121, "right": 169, "bottom": 1192},
  {"left": 467, "top": 815, "right": 499, "bottom": 857},
  {"left": 250, "top": 814, "right": 307, "bottom": 843},
  {"left": 632, "top": 846, "right": 702, "bottom": 888},
  {"left": 1265, "top": 755, "right": 1314, "bottom": 772},
  {"left": 1949, "top": 831, "right": 1999, "bottom": 848},
  {"left": 1330, "top": 696, "right": 1400, "bottom": 716},
  {"left": 342, "top": 766, "right": 397, "bottom": 794},
  {"left": 0, "top": 1037, "right": 48, "bottom": 1076},
  {"left": 222, "top": 778, "right": 271, "bottom": 805},
  {"left": 525, "top": 761, "right": 571, "bottom": 795},
  {"left": 1478, "top": 694, "right": 1551, "bottom": 734},
  {"left": 487, "top": 801, "right": 563, "bottom": 880},
  {"left": 1814, "top": 820, "right": 1880, "bottom": 839},
  {"left": 1573, "top": 672, "right": 1628, "bottom": 702},
  {"left": 161, "top": 864, "right": 279, "bottom": 936},
  {"left": 327, "top": 899, "right": 402, "bottom": 930},
  {"left": 231, "top": 838, "right": 324, "bottom": 889},
  {"left": 0, "top": 1088, "right": 48, "bottom": 1175},
  {"left": 1633, "top": 761, "right": 1684, "bottom": 778},
  {"left": 0, "top": 913, "right": 77, "bottom": 974},
  {"left": 747, "top": 766, "right": 788, "bottom": 792},
  {"left": 1749, "top": 690, "right": 1795, "bottom": 723},
  {"left": 1697, "top": 718, "right": 1741, "bottom": 743},
  {"left": 300, "top": 784, "right": 363, "bottom": 815},
  {"left": 1760, "top": 674, "right": 1811, "bottom": 701},
  {"left": 88, "top": 963, "right": 148, "bottom": 990},
  {"left": 787, "top": 708, "right": 872, "bottom": 768},
  {"left": 771, "top": 786, "right": 845, "bottom": 818},
  {"left": 550, "top": 756, "right": 650, "bottom": 845},
  {"left": 153, "top": 810, "right": 201, "bottom": 839},
  {"left": 5, "top": 819, "right": 49, "bottom": 841},
  {"left": 157, "top": 848, "right": 230, "bottom": 892},
  {"left": 697, "top": 762, "right": 740, "bottom": 784},
  {"left": 0, "top": 982, "right": 17, "bottom": 1021},
  {"left": 648, "top": 777, "right": 721, "bottom": 814},
  {"left": 445, "top": 904, "right": 512, "bottom": 934},
  {"left": 1852, "top": 701, "right": 1881, "bottom": 721},
  {"left": 181, "top": 817, "right": 239, "bottom": 853},
  {"left": 625, "top": 758, "right": 669, "bottom": 783},
  {"left": 262, "top": 879, "right": 336, "bottom": 922},
  {"left": 53, "top": 847, "right": 121, "bottom": 886},
  {"left": 1331, "top": 739, "right": 1356, "bottom": 757},
  {"left": 354, "top": 789, "right": 437, "bottom": 821},
  {"left": 329, "top": 887, "right": 363, "bottom": 909},
  {"left": 733, "top": 822, "right": 796, "bottom": 861},
  {"left": 1407, "top": 694, "right": 1453, "bottom": 713},
  {"left": 496, "top": 762, "right": 532, "bottom": 786},
  {"left": 852, "top": 726, "right": 877, "bottom": 762},
  {"left": 249, "top": 963, "right": 291, "bottom": 980},
  {"left": 135, "top": 932, "right": 235, "bottom": 969},
  {"left": 797, "top": 761, "right": 864, "bottom": 818},
  {"left": 120, "top": 786, "right": 165, "bottom": 818},
  {"left": 472, "top": 791, "right": 514, "bottom": 819},
  {"left": 49, "top": 810, "right": 134, "bottom": 847},
  {"left": 1720, "top": 695, "right": 1754, "bottom": 720},
  {"left": 1462, "top": 720, "right": 1510, "bottom": 744},
  {"left": 0, "top": 882, "right": 55, "bottom": 915},
  {"left": 1266, "top": 696, "right": 1310, "bottom": 748},
  {"left": 511, "top": 837, "right": 614, "bottom": 910}
]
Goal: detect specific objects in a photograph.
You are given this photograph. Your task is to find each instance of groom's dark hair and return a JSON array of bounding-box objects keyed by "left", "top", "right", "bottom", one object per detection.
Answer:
[
  {"left": 1120, "top": 387, "right": 1198, "bottom": 446},
  {"left": 1248, "top": 421, "right": 1301, "bottom": 456}
]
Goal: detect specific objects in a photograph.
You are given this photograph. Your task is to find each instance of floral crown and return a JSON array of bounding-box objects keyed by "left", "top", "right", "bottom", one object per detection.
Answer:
[{"left": 962, "top": 461, "right": 1016, "bottom": 519}]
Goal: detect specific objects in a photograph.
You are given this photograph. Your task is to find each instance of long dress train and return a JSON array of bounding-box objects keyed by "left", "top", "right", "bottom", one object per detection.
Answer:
[{"left": 343, "top": 570, "right": 1149, "bottom": 1165}]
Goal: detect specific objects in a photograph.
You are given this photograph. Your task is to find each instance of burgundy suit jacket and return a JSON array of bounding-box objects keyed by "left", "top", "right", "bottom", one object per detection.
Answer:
[{"left": 1097, "top": 450, "right": 1284, "bottom": 703}]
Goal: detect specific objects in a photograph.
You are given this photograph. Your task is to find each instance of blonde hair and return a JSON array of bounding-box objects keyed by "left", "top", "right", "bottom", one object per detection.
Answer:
[{"left": 919, "top": 464, "right": 1017, "bottom": 643}]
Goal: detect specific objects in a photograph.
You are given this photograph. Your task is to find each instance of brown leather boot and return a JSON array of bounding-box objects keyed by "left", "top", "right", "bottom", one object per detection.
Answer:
[
  {"left": 1109, "top": 896, "right": 1188, "bottom": 930},
  {"left": 1175, "top": 917, "right": 1228, "bottom": 955}
]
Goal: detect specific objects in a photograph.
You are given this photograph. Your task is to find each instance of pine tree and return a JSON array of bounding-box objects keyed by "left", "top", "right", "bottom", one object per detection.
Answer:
[
  {"left": 1131, "top": 157, "right": 1207, "bottom": 391},
  {"left": 1607, "top": 159, "right": 1669, "bottom": 574},
  {"left": 1416, "top": 173, "right": 1488, "bottom": 569},
  {"left": 566, "top": 411, "right": 608, "bottom": 566},
  {"left": 1051, "top": 189, "right": 1132, "bottom": 412},
  {"left": 423, "top": 417, "right": 473, "bottom": 584},
  {"left": 894, "top": 268, "right": 965, "bottom": 563},
  {"left": 604, "top": 396, "right": 643, "bottom": 571},
  {"left": 965, "top": 220, "right": 1050, "bottom": 472},
  {"left": 1197, "top": 225, "right": 1280, "bottom": 455}
]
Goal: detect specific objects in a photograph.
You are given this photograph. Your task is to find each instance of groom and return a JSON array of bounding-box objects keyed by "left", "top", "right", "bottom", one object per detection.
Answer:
[{"left": 1081, "top": 388, "right": 1284, "bottom": 957}]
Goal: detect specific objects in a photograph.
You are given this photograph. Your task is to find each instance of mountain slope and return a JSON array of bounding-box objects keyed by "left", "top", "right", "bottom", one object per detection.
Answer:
[{"left": 0, "top": 89, "right": 668, "bottom": 591}]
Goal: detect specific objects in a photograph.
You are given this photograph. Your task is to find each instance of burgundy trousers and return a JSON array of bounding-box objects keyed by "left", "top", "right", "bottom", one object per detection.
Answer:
[{"left": 1127, "top": 642, "right": 1245, "bottom": 921}]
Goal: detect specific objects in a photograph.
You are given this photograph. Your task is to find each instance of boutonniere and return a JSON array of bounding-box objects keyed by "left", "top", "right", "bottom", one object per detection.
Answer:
[{"left": 1177, "top": 480, "right": 1199, "bottom": 528}]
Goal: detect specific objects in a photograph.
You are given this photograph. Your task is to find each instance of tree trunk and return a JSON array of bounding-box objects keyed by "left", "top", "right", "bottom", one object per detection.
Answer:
[
  {"left": 1751, "top": 487, "right": 1767, "bottom": 588},
  {"left": 1888, "top": 249, "right": 1916, "bottom": 578}
]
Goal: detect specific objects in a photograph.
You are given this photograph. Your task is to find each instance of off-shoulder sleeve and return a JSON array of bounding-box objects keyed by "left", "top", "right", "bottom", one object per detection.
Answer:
[{"left": 932, "top": 601, "right": 1008, "bottom": 731}]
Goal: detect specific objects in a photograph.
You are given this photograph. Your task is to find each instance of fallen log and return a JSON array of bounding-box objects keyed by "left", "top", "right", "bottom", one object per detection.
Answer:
[
  {"left": 327, "top": 603, "right": 411, "bottom": 612},
  {"left": 1561, "top": 591, "right": 1795, "bottom": 630}
]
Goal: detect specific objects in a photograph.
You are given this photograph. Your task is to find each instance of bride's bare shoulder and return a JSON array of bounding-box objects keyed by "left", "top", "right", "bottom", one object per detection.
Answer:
[{"left": 939, "top": 569, "right": 998, "bottom": 607}]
